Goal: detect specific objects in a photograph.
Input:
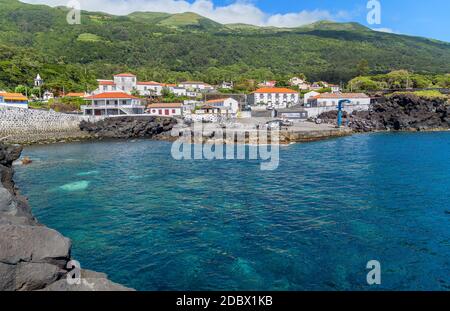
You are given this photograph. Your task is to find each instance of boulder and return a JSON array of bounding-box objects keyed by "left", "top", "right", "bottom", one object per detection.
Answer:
[
  {"left": 0, "top": 224, "right": 71, "bottom": 264},
  {"left": 40, "top": 269, "right": 134, "bottom": 291}
]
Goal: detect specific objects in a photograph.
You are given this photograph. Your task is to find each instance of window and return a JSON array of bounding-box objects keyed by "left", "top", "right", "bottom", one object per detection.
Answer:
[
  {"left": 152, "top": 109, "right": 156, "bottom": 113},
  {"left": 172, "top": 109, "right": 176, "bottom": 113},
  {"left": 112, "top": 86, "right": 116, "bottom": 91},
  {"left": 103, "top": 86, "right": 107, "bottom": 91},
  {"left": 158, "top": 109, "right": 162, "bottom": 115}
]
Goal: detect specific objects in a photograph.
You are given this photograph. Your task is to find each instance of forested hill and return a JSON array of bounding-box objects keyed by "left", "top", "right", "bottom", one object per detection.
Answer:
[{"left": 0, "top": 0, "right": 449, "bottom": 92}]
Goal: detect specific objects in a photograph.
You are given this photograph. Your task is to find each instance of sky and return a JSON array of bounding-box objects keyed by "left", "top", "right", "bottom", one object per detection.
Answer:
[{"left": 21, "top": 0, "right": 450, "bottom": 42}]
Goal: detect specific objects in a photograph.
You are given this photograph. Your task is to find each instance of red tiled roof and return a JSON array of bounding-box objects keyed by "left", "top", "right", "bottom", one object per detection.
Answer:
[
  {"left": 147, "top": 103, "right": 182, "bottom": 108},
  {"left": 0, "top": 92, "right": 28, "bottom": 101},
  {"left": 206, "top": 98, "right": 231, "bottom": 103},
  {"left": 98, "top": 80, "right": 115, "bottom": 85},
  {"left": 137, "top": 81, "right": 162, "bottom": 86},
  {"left": 64, "top": 92, "right": 85, "bottom": 97},
  {"left": 253, "top": 88, "right": 298, "bottom": 94},
  {"left": 85, "top": 92, "right": 140, "bottom": 100},
  {"left": 113, "top": 73, "right": 136, "bottom": 77}
]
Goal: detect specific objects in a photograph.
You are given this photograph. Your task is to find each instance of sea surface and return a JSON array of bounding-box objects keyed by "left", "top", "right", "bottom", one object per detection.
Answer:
[{"left": 14, "top": 132, "right": 450, "bottom": 291}]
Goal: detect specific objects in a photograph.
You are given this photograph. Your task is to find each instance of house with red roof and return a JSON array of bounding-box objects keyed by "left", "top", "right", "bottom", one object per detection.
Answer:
[
  {"left": 205, "top": 97, "right": 239, "bottom": 116},
  {"left": 0, "top": 92, "right": 29, "bottom": 109},
  {"left": 82, "top": 92, "right": 145, "bottom": 116},
  {"left": 248, "top": 87, "right": 299, "bottom": 110},
  {"left": 94, "top": 73, "right": 166, "bottom": 96}
]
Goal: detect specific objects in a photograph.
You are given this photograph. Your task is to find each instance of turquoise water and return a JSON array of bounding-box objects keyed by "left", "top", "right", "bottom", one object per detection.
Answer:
[{"left": 14, "top": 132, "right": 450, "bottom": 291}]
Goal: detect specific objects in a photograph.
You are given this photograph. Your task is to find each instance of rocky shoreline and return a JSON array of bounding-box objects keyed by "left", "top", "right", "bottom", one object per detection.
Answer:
[
  {"left": 0, "top": 143, "right": 133, "bottom": 291},
  {"left": 318, "top": 94, "right": 450, "bottom": 132}
]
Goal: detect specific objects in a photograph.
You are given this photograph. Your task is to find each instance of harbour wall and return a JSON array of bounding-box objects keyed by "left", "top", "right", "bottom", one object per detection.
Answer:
[{"left": 0, "top": 109, "right": 97, "bottom": 145}]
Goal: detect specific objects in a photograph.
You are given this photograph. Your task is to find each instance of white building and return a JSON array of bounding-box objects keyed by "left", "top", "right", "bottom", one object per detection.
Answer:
[
  {"left": 147, "top": 103, "right": 183, "bottom": 117},
  {"left": 178, "top": 81, "right": 214, "bottom": 92},
  {"left": 304, "top": 93, "right": 370, "bottom": 118},
  {"left": 137, "top": 81, "right": 163, "bottom": 96},
  {"left": 82, "top": 92, "right": 145, "bottom": 116},
  {"left": 303, "top": 91, "right": 320, "bottom": 104},
  {"left": 330, "top": 84, "right": 341, "bottom": 93},
  {"left": 164, "top": 84, "right": 187, "bottom": 97},
  {"left": 94, "top": 73, "right": 167, "bottom": 97},
  {"left": 219, "top": 81, "right": 234, "bottom": 90},
  {"left": 0, "top": 92, "right": 29, "bottom": 109},
  {"left": 43, "top": 91, "right": 54, "bottom": 102},
  {"left": 258, "top": 80, "right": 277, "bottom": 88},
  {"left": 113, "top": 73, "right": 137, "bottom": 93},
  {"left": 289, "top": 77, "right": 310, "bottom": 90},
  {"left": 205, "top": 98, "right": 239, "bottom": 116},
  {"left": 248, "top": 87, "right": 299, "bottom": 110}
]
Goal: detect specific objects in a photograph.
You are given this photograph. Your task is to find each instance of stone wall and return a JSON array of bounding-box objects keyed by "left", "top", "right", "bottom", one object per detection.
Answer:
[{"left": 0, "top": 109, "right": 98, "bottom": 145}]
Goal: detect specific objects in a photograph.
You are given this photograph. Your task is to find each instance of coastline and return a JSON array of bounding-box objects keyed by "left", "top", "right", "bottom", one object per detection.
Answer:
[{"left": 0, "top": 143, "right": 134, "bottom": 291}]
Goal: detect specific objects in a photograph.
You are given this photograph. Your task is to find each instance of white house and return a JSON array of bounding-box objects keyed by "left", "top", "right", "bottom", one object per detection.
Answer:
[
  {"left": 164, "top": 84, "right": 187, "bottom": 97},
  {"left": 289, "top": 77, "right": 310, "bottom": 90},
  {"left": 113, "top": 73, "right": 137, "bottom": 93},
  {"left": 137, "top": 81, "right": 163, "bottom": 96},
  {"left": 96, "top": 80, "right": 117, "bottom": 93},
  {"left": 94, "top": 73, "right": 166, "bottom": 96},
  {"left": 258, "top": 80, "right": 277, "bottom": 88},
  {"left": 304, "top": 93, "right": 370, "bottom": 118},
  {"left": 248, "top": 87, "right": 299, "bottom": 110},
  {"left": 303, "top": 91, "right": 320, "bottom": 104},
  {"left": 43, "top": 91, "right": 54, "bottom": 102},
  {"left": 205, "top": 98, "right": 239, "bottom": 115},
  {"left": 219, "top": 81, "right": 234, "bottom": 90},
  {"left": 0, "top": 92, "right": 29, "bottom": 109},
  {"left": 147, "top": 103, "right": 183, "bottom": 117},
  {"left": 82, "top": 92, "right": 145, "bottom": 116},
  {"left": 329, "top": 84, "right": 341, "bottom": 93},
  {"left": 178, "top": 81, "right": 214, "bottom": 92}
]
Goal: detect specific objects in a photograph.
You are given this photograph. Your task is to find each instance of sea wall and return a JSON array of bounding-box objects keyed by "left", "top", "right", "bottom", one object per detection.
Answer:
[
  {"left": 0, "top": 109, "right": 95, "bottom": 145},
  {"left": 318, "top": 94, "right": 450, "bottom": 132},
  {"left": 0, "top": 143, "right": 133, "bottom": 291}
]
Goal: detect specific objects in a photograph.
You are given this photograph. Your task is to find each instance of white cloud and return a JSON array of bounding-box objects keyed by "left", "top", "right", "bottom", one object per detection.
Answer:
[
  {"left": 372, "top": 27, "right": 395, "bottom": 33},
  {"left": 20, "top": 0, "right": 347, "bottom": 27}
]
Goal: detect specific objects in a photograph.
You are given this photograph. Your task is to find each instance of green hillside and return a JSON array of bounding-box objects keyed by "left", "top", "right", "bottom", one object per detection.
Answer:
[{"left": 0, "top": 0, "right": 449, "bottom": 92}]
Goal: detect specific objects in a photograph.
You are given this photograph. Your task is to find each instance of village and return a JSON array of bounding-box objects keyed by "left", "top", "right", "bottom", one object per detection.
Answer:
[{"left": 0, "top": 73, "right": 371, "bottom": 130}]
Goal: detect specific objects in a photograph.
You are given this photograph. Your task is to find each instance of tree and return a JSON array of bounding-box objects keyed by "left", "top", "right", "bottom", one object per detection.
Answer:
[
  {"left": 348, "top": 76, "right": 381, "bottom": 91},
  {"left": 356, "top": 60, "right": 370, "bottom": 76},
  {"left": 15, "top": 85, "right": 27, "bottom": 95}
]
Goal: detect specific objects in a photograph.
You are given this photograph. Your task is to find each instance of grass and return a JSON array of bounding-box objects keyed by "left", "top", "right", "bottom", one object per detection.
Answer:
[
  {"left": 388, "top": 90, "right": 448, "bottom": 100},
  {"left": 77, "top": 33, "right": 103, "bottom": 42}
]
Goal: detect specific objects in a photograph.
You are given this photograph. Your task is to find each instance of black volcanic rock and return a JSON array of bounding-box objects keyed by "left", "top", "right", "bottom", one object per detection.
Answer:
[
  {"left": 80, "top": 116, "right": 178, "bottom": 139},
  {"left": 318, "top": 94, "right": 450, "bottom": 132}
]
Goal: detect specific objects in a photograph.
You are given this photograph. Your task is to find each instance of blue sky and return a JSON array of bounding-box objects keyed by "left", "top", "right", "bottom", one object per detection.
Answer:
[{"left": 22, "top": 0, "right": 450, "bottom": 41}]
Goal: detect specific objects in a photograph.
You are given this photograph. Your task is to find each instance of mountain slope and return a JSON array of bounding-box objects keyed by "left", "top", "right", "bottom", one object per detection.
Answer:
[{"left": 0, "top": 0, "right": 449, "bottom": 91}]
